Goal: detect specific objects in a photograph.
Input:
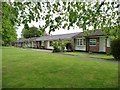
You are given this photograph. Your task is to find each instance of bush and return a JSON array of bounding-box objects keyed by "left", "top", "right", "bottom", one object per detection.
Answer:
[
  {"left": 52, "top": 41, "right": 60, "bottom": 53},
  {"left": 59, "top": 40, "right": 68, "bottom": 52},
  {"left": 52, "top": 40, "right": 69, "bottom": 53},
  {"left": 111, "top": 39, "right": 120, "bottom": 60}
]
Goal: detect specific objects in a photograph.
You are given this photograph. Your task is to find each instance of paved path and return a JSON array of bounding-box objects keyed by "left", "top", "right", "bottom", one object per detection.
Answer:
[
  {"left": 20, "top": 48, "right": 52, "bottom": 53},
  {"left": 21, "top": 48, "right": 118, "bottom": 64},
  {"left": 31, "top": 49, "right": 52, "bottom": 53},
  {"left": 58, "top": 53, "right": 118, "bottom": 64}
]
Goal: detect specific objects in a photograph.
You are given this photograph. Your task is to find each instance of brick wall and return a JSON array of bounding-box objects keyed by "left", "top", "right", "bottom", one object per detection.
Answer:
[
  {"left": 88, "top": 37, "right": 99, "bottom": 52},
  {"left": 106, "top": 47, "right": 111, "bottom": 54}
]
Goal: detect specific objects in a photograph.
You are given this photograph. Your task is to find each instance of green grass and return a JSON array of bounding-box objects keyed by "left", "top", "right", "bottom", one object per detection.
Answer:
[
  {"left": 2, "top": 47, "right": 118, "bottom": 88},
  {"left": 64, "top": 52, "right": 114, "bottom": 60}
]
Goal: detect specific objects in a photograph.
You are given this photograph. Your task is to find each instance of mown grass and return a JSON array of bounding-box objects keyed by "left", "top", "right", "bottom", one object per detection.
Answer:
[
  {"left": 64, "top": 52, "right": 114, "bottom": 60},
  {"left": 2, "top": 47, "right": 118, "bottom": 88}
]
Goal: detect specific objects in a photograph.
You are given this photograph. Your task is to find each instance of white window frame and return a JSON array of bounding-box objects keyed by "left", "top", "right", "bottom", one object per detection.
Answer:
[
  {"left": 41, "top": 41, "right": 44, "bottom": 46},
  {"left": 107, "top": 38, "right": 110, "bottom": 47},
  {"left": 89, "top": 39, "right": 96, "bottom": 46},
  {"left": 76, "top": 38, "right": 85, "bottom": 46}
]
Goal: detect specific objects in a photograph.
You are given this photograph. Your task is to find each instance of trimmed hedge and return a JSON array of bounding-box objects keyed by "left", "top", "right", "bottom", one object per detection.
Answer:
[{"left": 111, "top": 39, "right": 120, "bottom": 60}]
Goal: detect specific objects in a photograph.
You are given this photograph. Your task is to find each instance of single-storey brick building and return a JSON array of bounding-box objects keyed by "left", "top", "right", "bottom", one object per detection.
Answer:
[{"left": 14, "top": 30, "right": 111, "bottom": 54}]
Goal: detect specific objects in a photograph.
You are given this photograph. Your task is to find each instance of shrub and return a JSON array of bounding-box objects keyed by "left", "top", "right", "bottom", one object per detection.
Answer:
[
  {"left": 111, "top": 39, "right": 120, "bottom": 60},
  {"left": 52, "top": 40, "right": 69, "bottom": 53},
  {"left": 52, "top": 41, "right": 60, "bottom": 53},
  {"left": 59, "top": 40, "right": 69, "bottom": 52}
]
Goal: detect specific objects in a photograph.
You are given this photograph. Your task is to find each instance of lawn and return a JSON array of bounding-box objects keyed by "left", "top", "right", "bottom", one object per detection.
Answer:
[
  {"left": 2, "top": 47, "right": 118, "bottom": 88},
  {"left": 64, "top": 52, "right": 114, "bottom": 60}
]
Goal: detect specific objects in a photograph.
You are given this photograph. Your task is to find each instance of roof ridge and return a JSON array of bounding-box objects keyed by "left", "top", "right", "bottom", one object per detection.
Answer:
[
  {"left": 38, "top": 32, "right": 81, "bottom": 38},
  {"left": 50, "top": 32, "right": 81, "bottom": 36}
]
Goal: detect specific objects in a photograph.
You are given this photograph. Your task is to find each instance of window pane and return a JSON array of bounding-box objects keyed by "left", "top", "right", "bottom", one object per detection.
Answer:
[
  {"left": 41, "top": 41, "right": 44, "bottom": 46},
  {"left": 107, "top": 38, "right": 110, "bottom": 47},
  {"left": 80, "top": 39, "right": 82, "bottom": 45},
  {"left": 50, "top": 41, "right": 52, "bottom": 46},
  {"left": 76, "top": 39, "right": 85, "bottom": 46},
  {"left": 89, "top": 39, "right": 96, "bottom": 46}
]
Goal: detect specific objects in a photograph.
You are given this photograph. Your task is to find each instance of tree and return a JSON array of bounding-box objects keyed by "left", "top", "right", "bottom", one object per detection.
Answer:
[
  {"left": 111, "top": 39, "right": 120, "bottom": 60},
  {"left": 11, "top": 1, "right": 119, "bottom": 39},
  {"left": 1, "top": 2, "right": 17, "bottom": 46},
  {"left": 22, "top": 26, "right": 44, "bottom": 38},
  {"left": 1, "top": 1, "right": 119, "bottom": 45}
]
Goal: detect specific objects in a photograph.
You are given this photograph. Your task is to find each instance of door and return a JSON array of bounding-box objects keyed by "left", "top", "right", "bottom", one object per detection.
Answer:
[{"left": 99, "top": 37, "right": 106, "bottom": 52}]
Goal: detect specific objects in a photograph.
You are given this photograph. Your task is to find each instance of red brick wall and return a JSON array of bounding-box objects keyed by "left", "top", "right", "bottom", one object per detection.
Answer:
[{"left": 106, "top": 47, "right": 111, "bottom": 54}]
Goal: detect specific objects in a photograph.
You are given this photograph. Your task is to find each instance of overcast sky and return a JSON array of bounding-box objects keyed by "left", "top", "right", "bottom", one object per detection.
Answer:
[
  {"left": 16, "top": 0, "right": 118, "bottom": 38},
  {"left": 16, "top": 20, "right": 83, "bottom": 38}
]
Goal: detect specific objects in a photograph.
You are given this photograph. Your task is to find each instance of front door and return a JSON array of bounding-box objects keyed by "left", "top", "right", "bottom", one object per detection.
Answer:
[{"left": 99, "top": 37, "right": 106, "bottom": 52}]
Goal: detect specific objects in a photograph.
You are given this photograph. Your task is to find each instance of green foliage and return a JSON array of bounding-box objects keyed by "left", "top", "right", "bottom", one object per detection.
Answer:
[
  {"left": 52, "top": 40, "right": 69, "bottom": 53},
  {"left": 2, "top": 1, "right": 119, "bottom": 41},
  {"left": 59, "top": 40, "right": 69, "bottom": 52},
  {"left": 11, "top": 1, "right": 119, "bottom": 38},
  {"left": 52, "top": 41, "right": 60, "bottom": 53},
  {"left": 111, "top": 39, "right": 120, "bottom": 60},
  {"left": 2, "top": 2, "right": 17, "bottom": 46},
  {"left": 22, "top": 26, "right": 44, "bottom": 38}
]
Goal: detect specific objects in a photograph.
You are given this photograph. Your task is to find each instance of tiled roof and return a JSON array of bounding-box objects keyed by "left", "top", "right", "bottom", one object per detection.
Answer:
[
  {"left": 29, "top": 37, "right": 39, "bottom": 41},
  {"left": 15, "top": 37, "right": 39, "bottom": 42},
  {"left": 36, "top": 32, "right": 80, "bottom": 41},
  {"left": 74, "top": 30, "right": 104, "bottom": 38},
  {"left": 88, "top": 29, "right": 104, "bottom": 36},
  {"left": 16, "top": 39, "right": 24, "bottom": 43},
  {"left": 15, "top": 30, "right": 104, "bottom": 42}
]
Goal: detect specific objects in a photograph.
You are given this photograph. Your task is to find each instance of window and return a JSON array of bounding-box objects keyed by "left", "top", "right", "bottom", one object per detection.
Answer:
[
  {"left": 41, "top": 41, "right": 44, "bottom": 46},
  {"left": 76, "top": 39, "right": 85, "bottom": 46},
  {"left": 89, "top": 39, "right": 96, "bottom": 46},
  {"left": 107, "top": 38, "right": 110, "bottom": 47},
  {"left": 49, "top": 41, "right": 53, "bottom": 46}
]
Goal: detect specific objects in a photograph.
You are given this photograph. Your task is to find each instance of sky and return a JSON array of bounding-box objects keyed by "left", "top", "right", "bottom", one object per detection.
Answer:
[
  {"left": 16, "top": 21, "right": 83, "bottom": 38},
  {"left": 16, "top": 0, "right": 117, "bottom": 38}
]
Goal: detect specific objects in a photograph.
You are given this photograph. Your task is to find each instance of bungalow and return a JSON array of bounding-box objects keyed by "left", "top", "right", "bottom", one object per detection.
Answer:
[
  {"left": 15, "top": 30, "right": 111, "bottom": 54},
  {"left": 73, "top": 30, "right": 111, "bottom": 54},
  {"left": 14, "top": 39, "right": 24, "bottom": 47},
  {"left": 35, "top": 32, "right": 79, "bottom": 50},
  {"left": 14, "top": 37, "right": 38, "bottom": 48}
]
